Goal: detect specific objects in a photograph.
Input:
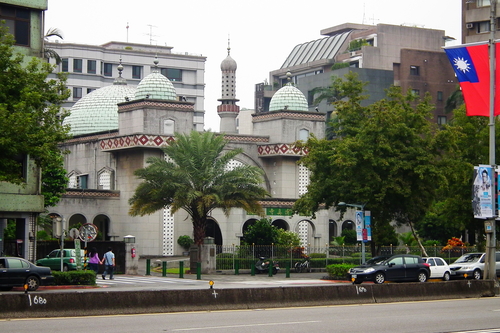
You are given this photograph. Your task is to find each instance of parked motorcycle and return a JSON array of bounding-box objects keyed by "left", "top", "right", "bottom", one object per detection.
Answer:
[{"left": 255, "top": 257, "right": 280, "bottom": 275}]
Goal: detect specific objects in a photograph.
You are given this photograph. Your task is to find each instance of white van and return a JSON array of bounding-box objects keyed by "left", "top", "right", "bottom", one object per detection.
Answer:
[{"left": 448, "top": 252, "right": 500, "bottom": 280}]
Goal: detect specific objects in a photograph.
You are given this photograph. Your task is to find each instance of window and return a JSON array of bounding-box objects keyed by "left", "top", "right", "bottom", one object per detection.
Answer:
[
  {"left": 478, "top": 21, "right": 490, "bottom": 33},
  {"left": 87, "top": 88, "right": 95, "bottom": 94},
  {"left": 299, "top": 129, "right": 309, "bottom": 141},
  {"left": 437, "top": 91, "right": 443, "bottom": 101},
  {"left": 61, "top": 58, "right": 69, "bottom": 72},
  {"left": 478, "top": 0, "right": 491, "bottom": 6},
  {"left": 73, "top": 59, "right": 82, "bottom": 73},
  {"left": 0, "top": 4, "right": 30, "bottom": 46},
  {"left": 410, "top": 65, "right": 420, "bottom": 75},
  {"left": 163, "top": 119, "right": 175, "bottom": 135},
  {"left": 160, "top": 68, "right": 182, "bottom": 81},
  {"left": 103, "top": 63, "right": 113, "bottom": 77},
  {"left": 73, "top": 87, "right": 82, "bottom": 100},
  {"left": 132, "top": 65, "right": 142, "bottom": 79},
  {"left": 87, "top": 60, "right": 96, "bottom": 74},
  {"left": 411, "top": 89, "right": 420, "bottom": 96},
  {"left": 438, "top": 116, "right": 447, "bottom": 125},
  {"left": 78, "top": 175, "right": 88, "bottom": 189}
]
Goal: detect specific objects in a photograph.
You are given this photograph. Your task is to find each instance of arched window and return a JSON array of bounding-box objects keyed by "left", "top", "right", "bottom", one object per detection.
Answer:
[
  {"left": 299, "top": 129, "right": 309, "bottom": 141},
  {"left": 163, "top": 119, "right": 175, "bottom": 135}
]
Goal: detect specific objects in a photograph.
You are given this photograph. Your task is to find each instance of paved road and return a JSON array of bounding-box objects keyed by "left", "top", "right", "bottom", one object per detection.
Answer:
[{"left": 2, "top": 297, "right": 500, "bottom": 333}]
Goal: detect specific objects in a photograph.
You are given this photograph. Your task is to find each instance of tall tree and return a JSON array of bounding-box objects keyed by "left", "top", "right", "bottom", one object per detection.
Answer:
[
  {"left": 129, "top": 131, "right": 270, "bottom": 247},
  {"left": 0, "top": 24, "right": 70, "bottom": 195},
  {"left": 293, "top": 72, "right": 446, "bottom": 256}
]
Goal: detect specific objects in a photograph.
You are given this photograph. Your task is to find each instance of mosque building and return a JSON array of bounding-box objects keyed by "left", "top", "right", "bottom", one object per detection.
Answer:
[{"left": 49, "top": 45, "right": 349, "bottom": 257}]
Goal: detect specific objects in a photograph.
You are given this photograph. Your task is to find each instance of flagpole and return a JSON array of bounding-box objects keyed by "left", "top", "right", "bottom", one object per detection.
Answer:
[{"left": 486, "top": 0, "right": 497, "bottom": 281}]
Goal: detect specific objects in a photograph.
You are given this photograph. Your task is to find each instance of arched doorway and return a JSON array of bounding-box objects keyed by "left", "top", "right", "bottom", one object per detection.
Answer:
[
  {"left": 272, "top": 219, "right": 289, "bottom": 230},
  {"left": 67, "top": 214, "right": 87, "bottom": 230},
  {"left": 295, "top": 220, "right": 315, "bottom": 251},
  {"left": 329, "top": 219, "right": 338, "bottom": 244},
  {"left": 92, "top": 214, "right": 110, "bottom": 241},
  {"left": 342, "top": 220, "right": 354, "bottom": 230},
  {"left": 205, "top": 219, "right": 222, "bottom": 245}
]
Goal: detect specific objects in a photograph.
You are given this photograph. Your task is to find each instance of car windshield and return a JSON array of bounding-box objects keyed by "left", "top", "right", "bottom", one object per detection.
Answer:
[
  {"left": 453, "top": 253, "right": 483, "bottom": 263},
  {"left": 364, "top": 256, "right": 390, "bottom": 265}
]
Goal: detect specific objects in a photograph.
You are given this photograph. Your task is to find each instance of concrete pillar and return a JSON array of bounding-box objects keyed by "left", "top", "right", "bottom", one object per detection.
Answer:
[{"left": 201, "top": 237, "right": 216, "bottom": 274}]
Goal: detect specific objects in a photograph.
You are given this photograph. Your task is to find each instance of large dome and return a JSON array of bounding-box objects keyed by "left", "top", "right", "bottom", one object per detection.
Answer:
[
  {"left": 134, "top": 71, "right": 177, "bottom": 100},
  {"left": 221, "top": 54, "right": 237, "bottom": 71},
  {"left": 269, "top": 83, "right": 308, "bottom": 112},
  {"left": 64, "top": 85, "right": 136, "bottom": 136}
]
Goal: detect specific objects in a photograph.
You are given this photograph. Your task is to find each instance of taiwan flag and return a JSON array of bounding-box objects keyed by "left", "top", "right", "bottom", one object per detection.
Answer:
[{"left": 444, "top": 42, "right": 500, "bottom": 117}]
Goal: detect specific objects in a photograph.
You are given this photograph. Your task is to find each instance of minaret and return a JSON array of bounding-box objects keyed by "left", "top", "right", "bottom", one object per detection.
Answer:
[{"left": 217, "top": 39, "right": 240, "bottom": 133}]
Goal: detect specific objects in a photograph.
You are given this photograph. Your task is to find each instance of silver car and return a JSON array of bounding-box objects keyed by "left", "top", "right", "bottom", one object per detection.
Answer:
[{"left": 448, "top": 252, "right": 500, "bottom": 280}]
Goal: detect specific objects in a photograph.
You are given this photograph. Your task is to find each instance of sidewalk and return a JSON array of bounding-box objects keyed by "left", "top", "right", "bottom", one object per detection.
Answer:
[{"left": 136, "top": 256, "right": 332, "bottom": 282}]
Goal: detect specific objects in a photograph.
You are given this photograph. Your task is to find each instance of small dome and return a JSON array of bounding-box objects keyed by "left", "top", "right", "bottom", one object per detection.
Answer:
[
  {"left": 269, "top": 83, "right": 308, "bottom": 112},
  {"left": 64, "top": 85, "right": 136, "bottom": 136},
  {"left": 221, "top": 54, "right": 237, "bottom": 71},
  {"left": 134, "top": 71, "right": 177, "bottom": 100}
]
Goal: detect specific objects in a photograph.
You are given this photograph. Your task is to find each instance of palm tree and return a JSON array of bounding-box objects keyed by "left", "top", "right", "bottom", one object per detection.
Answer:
[
  {"left": 43, "top": 28, "right": 64, "bottom": 64},
  {"left": 129, "top": 131, "right": 270, "bottom": 248}
]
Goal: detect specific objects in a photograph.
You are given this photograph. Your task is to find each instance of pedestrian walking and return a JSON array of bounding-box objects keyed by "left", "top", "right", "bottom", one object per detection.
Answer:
[
  {"left": 87, "top": 247, "right": 100, "bottom": 274},
  {"left": 100, "top": 247, "right": 115, "bottom": 280}
]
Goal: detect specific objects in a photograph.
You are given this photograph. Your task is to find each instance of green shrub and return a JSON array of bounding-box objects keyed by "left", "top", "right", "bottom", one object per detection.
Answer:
[
  {"left": 309, "top": 253, "right": 326, "bottom": 258},
  {"left": 326, "top": 264, "right": 355, "bottom": 280},
  {"left": 52, "top": 270, "right": 96, "bottom": 285}
]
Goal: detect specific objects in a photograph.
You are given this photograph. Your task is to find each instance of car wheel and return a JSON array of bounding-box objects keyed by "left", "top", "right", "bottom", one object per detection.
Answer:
[
  {"left": 473, "top": 269, "right": 481, "bottom": 280},
  {"left": 418, "top": 271, "right": 428, "bottom": 282},
  {"left": 63, "top": 264, "right": 69, "bottom": 272},
  {"left": 374, "top": 272, "right": 385, "bottom": 284},
  {"left": 25, "top": 276, "right": 40, "bottom": 291},
  {"left": 442, "top": 272, "right": 451, "bottom": 281}
]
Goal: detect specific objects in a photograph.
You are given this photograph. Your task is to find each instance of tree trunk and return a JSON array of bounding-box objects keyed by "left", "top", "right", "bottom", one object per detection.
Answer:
[{"left": 408, "top": 220, "right": 428, "bottom": 257}]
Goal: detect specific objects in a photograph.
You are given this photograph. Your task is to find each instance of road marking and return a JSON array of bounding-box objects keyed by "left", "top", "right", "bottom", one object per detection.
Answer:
[{"left": 171, "top": 320, "right": 321, "bottom": 331}]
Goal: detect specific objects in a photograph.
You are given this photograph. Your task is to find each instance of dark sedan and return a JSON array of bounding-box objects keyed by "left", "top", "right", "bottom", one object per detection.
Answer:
[
  {"left": 348, "top": 254, "right": 430, "bottom": 284},
  {"left": 0, "top": 257, "right": 54, "bottom": 291}
]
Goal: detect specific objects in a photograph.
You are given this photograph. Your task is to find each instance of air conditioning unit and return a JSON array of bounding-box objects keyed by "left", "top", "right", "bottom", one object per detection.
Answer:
[{"left": 466, "top": 23, "right": 474, "bottom": 29}]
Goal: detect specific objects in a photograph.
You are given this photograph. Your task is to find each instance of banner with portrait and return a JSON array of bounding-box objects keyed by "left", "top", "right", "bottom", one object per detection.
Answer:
[{"left": 472, "top": 165, "right": 494, "bottom": 219}]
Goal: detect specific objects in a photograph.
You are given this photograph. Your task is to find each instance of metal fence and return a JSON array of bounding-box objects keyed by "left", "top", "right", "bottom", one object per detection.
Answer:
[{"left": 215, "top": 244, "right": 479, "bottom": 270}]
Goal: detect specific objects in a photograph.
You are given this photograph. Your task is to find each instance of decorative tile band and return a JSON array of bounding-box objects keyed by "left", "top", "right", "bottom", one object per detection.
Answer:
[{"left": 257, "top": 143, "right": 308, "bottom": 156}]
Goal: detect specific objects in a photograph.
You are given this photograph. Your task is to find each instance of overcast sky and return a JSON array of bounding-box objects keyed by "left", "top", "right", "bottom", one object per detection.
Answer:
[{"left": 45, "top": 0, "right": 462, "bottom": 131}]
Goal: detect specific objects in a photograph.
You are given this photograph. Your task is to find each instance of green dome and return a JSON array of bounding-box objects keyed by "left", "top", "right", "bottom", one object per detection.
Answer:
[
  {"left": 269, "top": 83, "right": 308, "bottom": 112},
  {"left": 64, "top": 85, "right": 136, "bottom": 136},
  {"left": 134, "top": 72, "right": 177, "bottom": 101}
]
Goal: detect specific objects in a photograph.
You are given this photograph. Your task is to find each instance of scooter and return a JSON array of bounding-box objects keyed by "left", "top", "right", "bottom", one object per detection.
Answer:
[{"left": 255, "top": 257, "right": 280, "bottom": 275}]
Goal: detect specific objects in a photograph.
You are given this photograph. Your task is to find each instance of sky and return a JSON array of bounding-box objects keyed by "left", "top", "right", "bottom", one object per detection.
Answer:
[{"left": 45, "top": 0, "right": 462, "bottom": 132}]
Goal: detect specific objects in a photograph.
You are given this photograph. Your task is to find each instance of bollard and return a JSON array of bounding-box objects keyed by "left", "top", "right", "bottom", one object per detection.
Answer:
[
  {"left": 251, "top": 263, "right": 255, "bottom": 276},
  {"left": 286, "top": 261, "right": 290, "bottom": 278},
  {"left": 235, "top": 259, "right": 239, "bottom": 275},
  {"left": 268, "top": 262, "right": 273, "bottom": 277},
  {"left": 179, "top": 261, "right": 184, "bottom": 278},
  {"left": 146, "top": 258, "right": 151, "bottom": 276},
  {"left": 197, "top": 262, "right": 201, "bottom": 280},
  {"left": 162, "top": 261, "right": 167, "bottom": 277}
]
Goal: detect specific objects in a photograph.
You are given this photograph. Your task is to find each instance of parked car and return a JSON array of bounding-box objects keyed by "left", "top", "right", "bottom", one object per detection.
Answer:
[
  {"left": 448, "top": 252, "right": 500, "bottom": 280},
  {"left": 36, "top": 249, "right": 85, "bottom": 271},
  {"left": 422, "top": 257, "right": 451, "bottom": 281},
  {"left": 348, "top": 254, "right": 430, "bottom": 284},
  {"left": 0, "top": 257, "right": 54, "bottom": 291}
]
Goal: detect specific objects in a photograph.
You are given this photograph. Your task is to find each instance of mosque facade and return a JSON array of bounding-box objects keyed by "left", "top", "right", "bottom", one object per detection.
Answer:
[{"left": 50, "top": 48, "right": 353, "bottom": 257}]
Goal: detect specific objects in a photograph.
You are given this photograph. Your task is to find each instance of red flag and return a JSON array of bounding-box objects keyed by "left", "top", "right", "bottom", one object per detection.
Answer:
[{"left": 444, "top": 42, "right": 500, "bottom": 116}]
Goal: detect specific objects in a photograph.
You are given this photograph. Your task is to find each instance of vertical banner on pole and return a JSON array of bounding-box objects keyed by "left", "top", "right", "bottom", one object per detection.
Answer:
[
  {"left": 355, "top": 211, "right": 363, "bottom": 241},
  {"left": 364, "top": 211, "right": 372, "bottom": 241},
  {"left": 472, "top": 165, "right": 494, "bottom": 218}
]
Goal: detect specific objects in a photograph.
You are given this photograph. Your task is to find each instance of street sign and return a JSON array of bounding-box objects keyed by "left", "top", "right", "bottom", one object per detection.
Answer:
[
  {"left": 78, "top": 223, "right": 98, "bottom": 242},
  {"left": 68, "top": 228, "right": 80, "bottom": 240}
]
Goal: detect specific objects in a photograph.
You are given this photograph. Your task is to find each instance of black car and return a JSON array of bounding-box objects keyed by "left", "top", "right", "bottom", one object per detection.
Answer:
[
  {"left": 348, "top": 254, "right": 430, "bottom": 284},
  {"left": 0, "top": 257, "right": 54, "bottom": 291}
]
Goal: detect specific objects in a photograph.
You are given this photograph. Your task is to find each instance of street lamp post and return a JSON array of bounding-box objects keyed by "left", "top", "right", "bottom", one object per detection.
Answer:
[
  {"left": 54, "top": 216, "right": 66, "bottom": 272},
  {"left": 338, "top": 202, "right": 368, "bottom": 263}
]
